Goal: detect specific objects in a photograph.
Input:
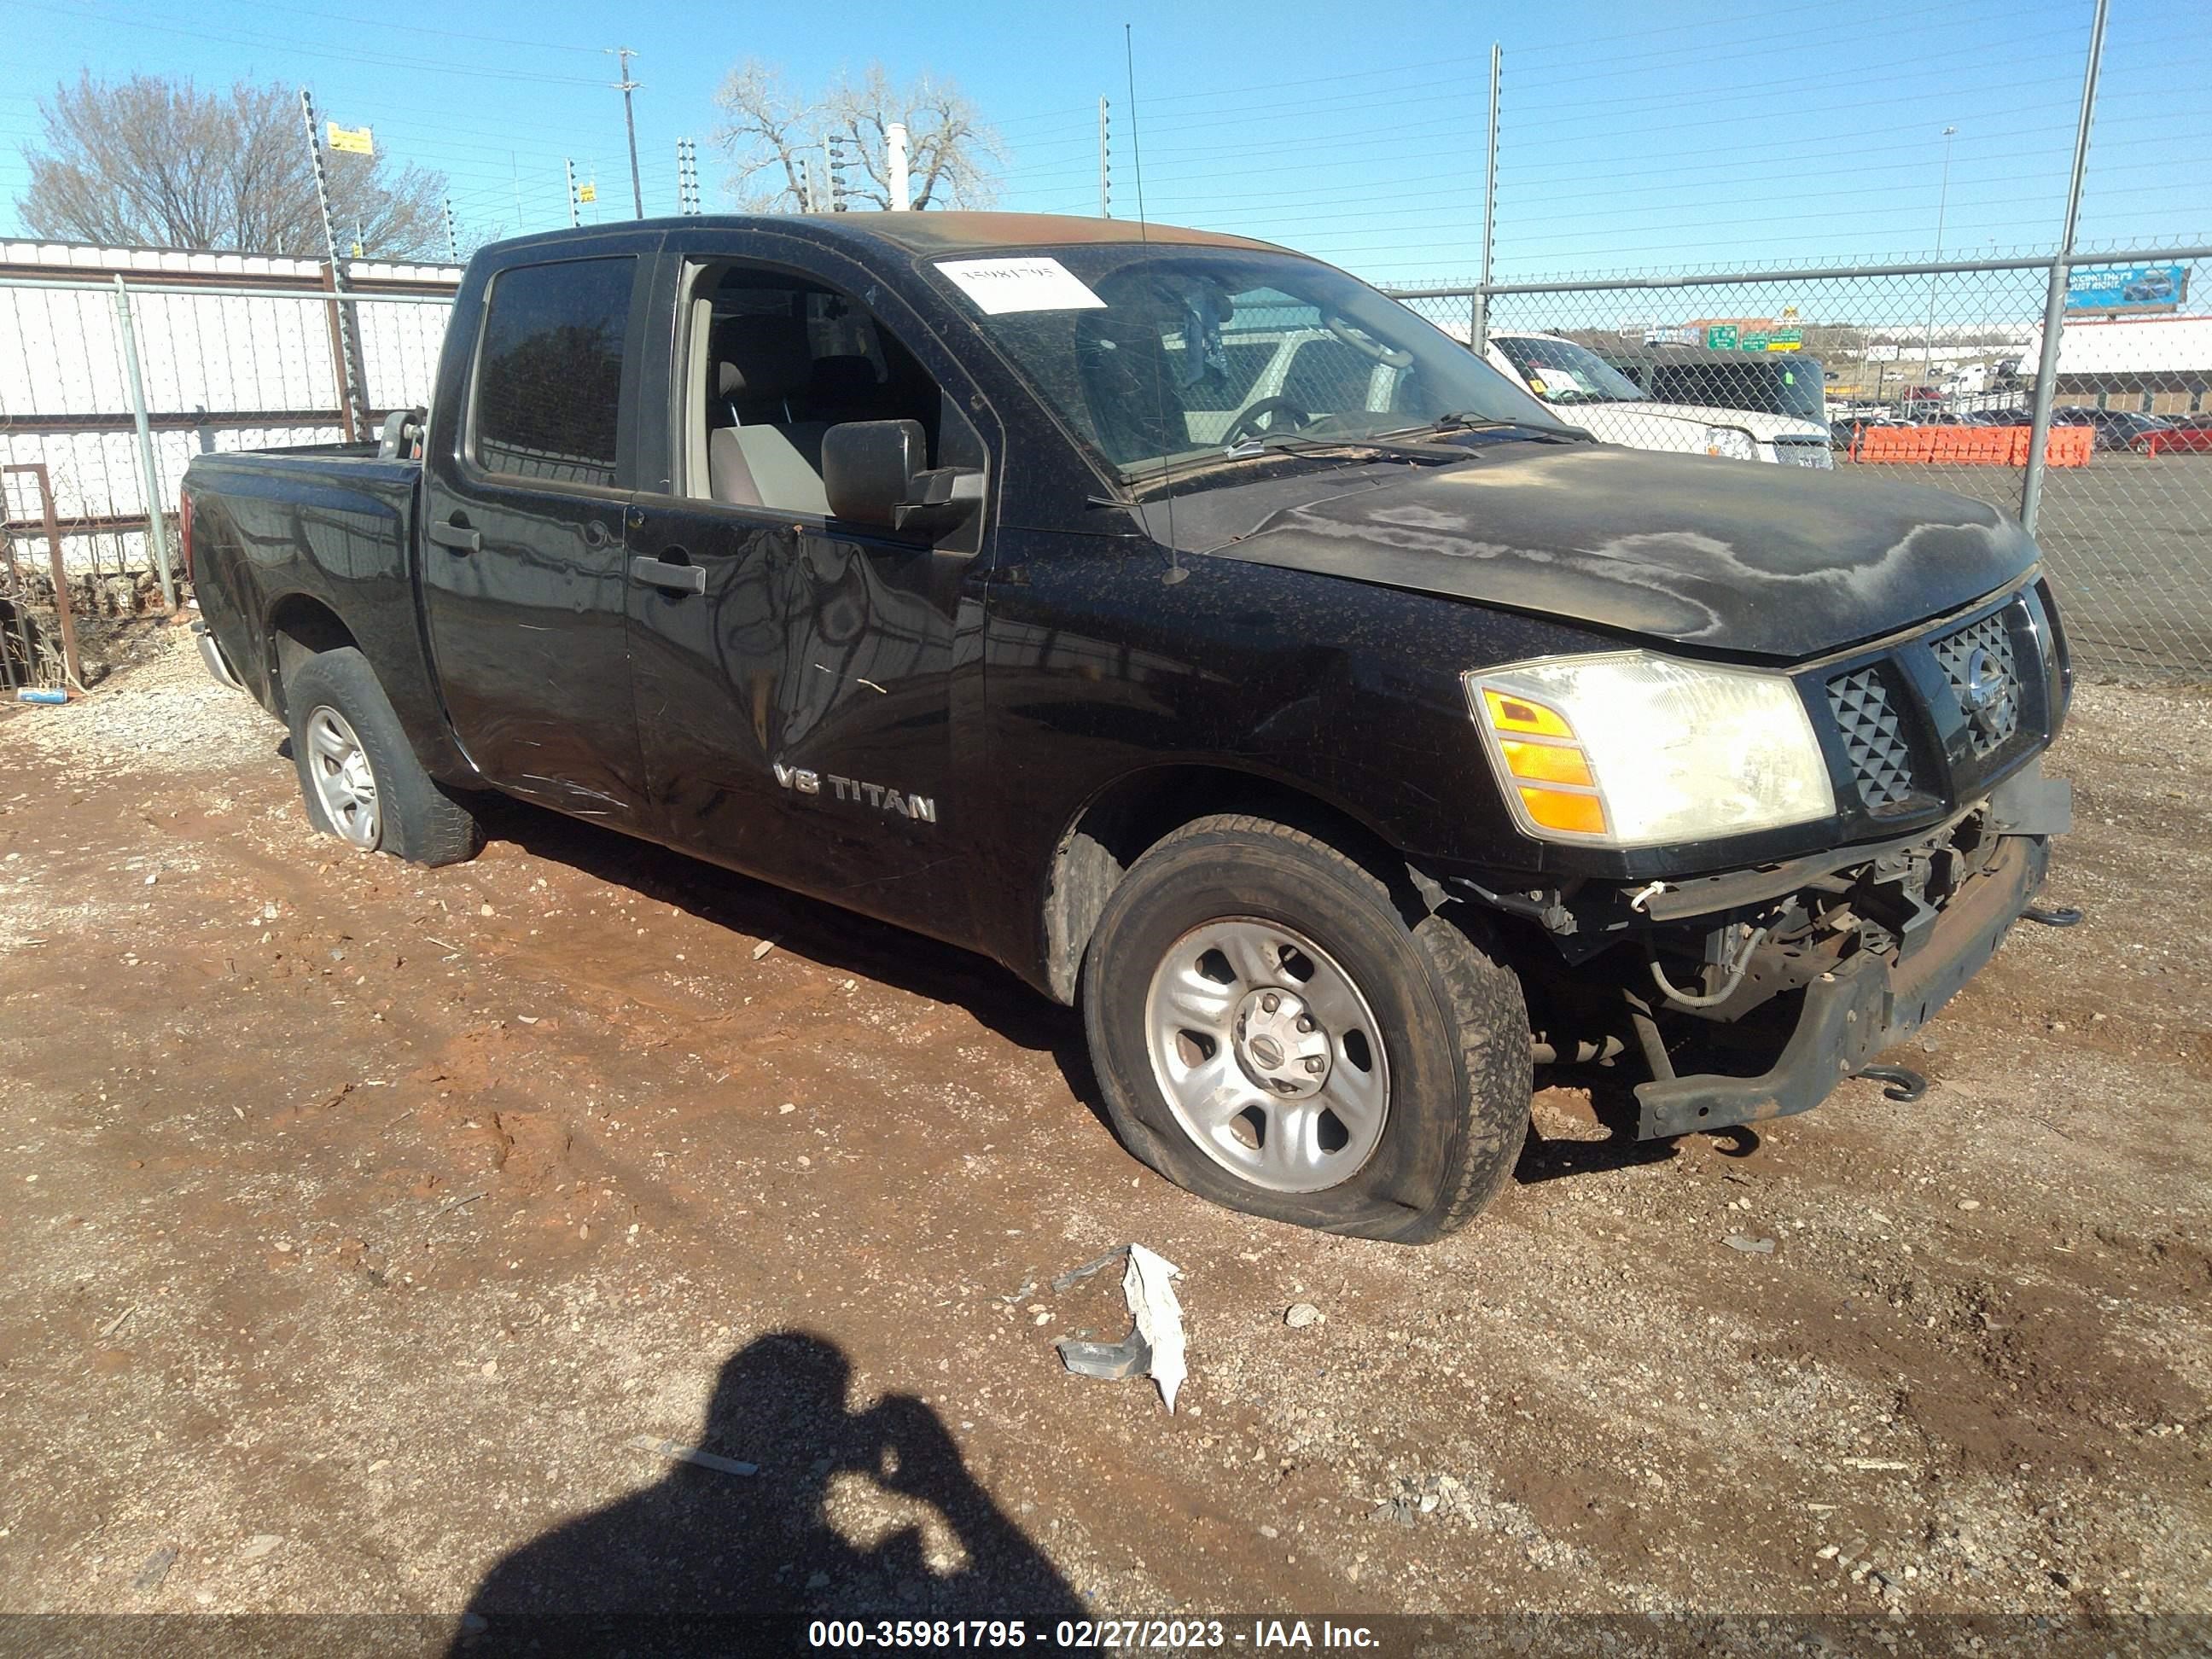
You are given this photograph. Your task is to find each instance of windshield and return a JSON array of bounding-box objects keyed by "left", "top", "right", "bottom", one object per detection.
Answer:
[
  {"left": 1491, "top": 335, "right": 1648, "bottom": 405},
  {"left": 1628, "top": 355, "right": 1831, "bottom": 423},
  {"left": 927, "top": 245, "right": 1567, "bottom": 480}
]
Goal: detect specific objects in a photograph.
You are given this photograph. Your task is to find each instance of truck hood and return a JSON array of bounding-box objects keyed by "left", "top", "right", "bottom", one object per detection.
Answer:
[{"left": 1177, "top": 441, "right": 2038, "bottom": 660}]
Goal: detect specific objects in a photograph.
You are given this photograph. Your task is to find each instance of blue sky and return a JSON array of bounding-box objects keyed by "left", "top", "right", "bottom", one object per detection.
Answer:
[{"left": 0, "top": 0, "right": 2204, "bottom": 284}]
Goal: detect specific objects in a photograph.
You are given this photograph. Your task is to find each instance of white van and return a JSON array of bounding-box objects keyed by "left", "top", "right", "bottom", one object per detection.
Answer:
[{"left": 1481, "top": 330, "right": 1834, "bottom": 468}]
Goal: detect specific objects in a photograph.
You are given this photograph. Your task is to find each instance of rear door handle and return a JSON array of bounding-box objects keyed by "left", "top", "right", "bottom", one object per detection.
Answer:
[
  {"left": 427, "top": 521, "right": 480, "bottom": 553},
  {"left": 631, "top": 555, "right": 705, "bottom": 595}
]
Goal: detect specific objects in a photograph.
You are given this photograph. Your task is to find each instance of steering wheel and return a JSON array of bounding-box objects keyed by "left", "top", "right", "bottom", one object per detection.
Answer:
[{"left": 1223, "top": 396, "right": 1317, "bottom": 446}]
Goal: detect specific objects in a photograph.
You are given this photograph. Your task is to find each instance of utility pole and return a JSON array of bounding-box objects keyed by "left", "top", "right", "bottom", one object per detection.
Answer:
[
  {"left": 1921, "top": 124, "right": 1958, "bottom": 383},
  {"left": 610, "top": 46, "right": 644, "bottom": 218},
  {"left": 1472, "top": 43, "right": 1501, "bottom": 352},
  {"left": 299, "top": 88, "right": 368, "bottom": 440},
  {"left": 1097, "top": 96, "right": 1111, "bottom": 218},
  {"left": 826, "top": 137, "right": 850, "bottom": 211},
  {"left": 796, "top": 154, "right": 814, "bottom": 212},
  {"left": 443, "top": 196, "right": 459, "bottom": 264},
  {"left": 887, "top": 122, "right": 911, "bottom": 210},
  {"left": 2022, "top": 0, "right": 2106, "bottom": 535},
  {"left": 566, "top": 157, "right": 580, "bottom": 228}
]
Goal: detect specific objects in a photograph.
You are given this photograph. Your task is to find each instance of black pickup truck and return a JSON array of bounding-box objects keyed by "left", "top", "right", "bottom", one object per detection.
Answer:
[{"left": 183, "top": 213, "right": 2073, "bottom": 1242}]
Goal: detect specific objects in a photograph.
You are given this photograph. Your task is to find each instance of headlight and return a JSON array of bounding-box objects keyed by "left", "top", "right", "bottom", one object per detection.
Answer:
[
  {"left": 1465, "top": 652, "right": 1836, "bottom": 847},
  {"left": 1702, "top": 425, "right": 1757, "bottom": 461}
]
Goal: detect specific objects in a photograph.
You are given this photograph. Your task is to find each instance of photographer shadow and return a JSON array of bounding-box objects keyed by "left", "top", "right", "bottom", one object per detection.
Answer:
[{"left": 456, "top": 1330, "right": 1083, "bottom": 1651}]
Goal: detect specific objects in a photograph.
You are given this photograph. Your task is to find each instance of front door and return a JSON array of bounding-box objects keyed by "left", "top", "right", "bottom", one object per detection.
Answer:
[
  {"left": 626, "top": 504, "right": 972, "bottom": 923},
  {"left": 624, "top": 247, "right": 992, "bottom": 939},
  {"left": 420, "top": 248, "right": 655, "bottom": 830}
]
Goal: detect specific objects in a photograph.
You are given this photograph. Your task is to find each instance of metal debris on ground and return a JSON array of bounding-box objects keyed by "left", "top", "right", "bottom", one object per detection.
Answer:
[
  {"left": 1051, "top": 1247, "right": 1129, "bottom": 1295},
  {"left": 626, "top": 1434, "right": 759, "bottom": 1477},
  {"left": 1051, "top": 1243, "right": 1188, "bottom": 1412},
  {"left": 1724, "top": 1235, "right": 1778, "bottom": 1254},
  {"left": 131, "top": 1545, "right": 178, "bottom": 1592}
]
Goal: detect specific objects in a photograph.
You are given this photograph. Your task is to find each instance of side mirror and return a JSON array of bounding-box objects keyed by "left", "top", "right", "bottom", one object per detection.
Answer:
[
  {"left": 823, "top": 418, "right": 982, "bottom": 538},
  {"left": 824, "top": 419, "right": 926, "bottom": 527}
]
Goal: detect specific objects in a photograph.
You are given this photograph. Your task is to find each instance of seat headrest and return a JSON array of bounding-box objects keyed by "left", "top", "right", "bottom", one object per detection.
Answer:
[{"left": 713, "top": 313, "right": 812, "bottom": 403}]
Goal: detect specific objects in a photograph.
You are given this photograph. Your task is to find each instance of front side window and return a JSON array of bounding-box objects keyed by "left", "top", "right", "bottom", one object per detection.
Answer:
[{"left": 473, "top": 257, "right": 635, "bottom": 486}]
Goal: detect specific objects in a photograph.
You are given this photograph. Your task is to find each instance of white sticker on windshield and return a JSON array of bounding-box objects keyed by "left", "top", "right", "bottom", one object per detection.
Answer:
[{"left": 936, "top": 256, "right": 1107, "bottom": 316}]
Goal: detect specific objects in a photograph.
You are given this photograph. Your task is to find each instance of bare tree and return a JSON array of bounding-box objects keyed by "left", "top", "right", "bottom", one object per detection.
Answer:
[
  {"left": 17, "top": 74, "right": 450, "bottom": 258},
  {"left": 711, "top": 59, "right": 1004, "bottom": 212}
]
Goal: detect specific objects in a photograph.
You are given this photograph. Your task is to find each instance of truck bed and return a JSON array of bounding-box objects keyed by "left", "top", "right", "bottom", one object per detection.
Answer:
[{"left": 186, "top": 446, "right": 469, "bottom": 783}]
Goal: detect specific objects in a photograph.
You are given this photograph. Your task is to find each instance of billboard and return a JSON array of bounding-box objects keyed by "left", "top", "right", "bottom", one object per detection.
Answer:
[{"left": 2064, "top": 264, "right": 2187, "bottom": 314}]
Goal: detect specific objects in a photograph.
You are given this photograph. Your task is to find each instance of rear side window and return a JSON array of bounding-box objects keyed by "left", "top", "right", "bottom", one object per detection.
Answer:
[{"left": 472, "top": 257, "right": 634, "bottom": 486}]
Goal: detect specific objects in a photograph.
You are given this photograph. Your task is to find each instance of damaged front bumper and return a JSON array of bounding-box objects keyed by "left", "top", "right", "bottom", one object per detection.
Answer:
[{"left": 1633, "top": 829, "right": 2049, "bottom": 1137}]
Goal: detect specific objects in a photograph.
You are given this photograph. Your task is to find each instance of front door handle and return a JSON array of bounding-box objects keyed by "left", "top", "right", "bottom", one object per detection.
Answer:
[
  {"left": 427, "top": 520, "right": 480, "bottom": 554},
  {"left": 631, "top": 554, "right": 705, "bottom": 595}
]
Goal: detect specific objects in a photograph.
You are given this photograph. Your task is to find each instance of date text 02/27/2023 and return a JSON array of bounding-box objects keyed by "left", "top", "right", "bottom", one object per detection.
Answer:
[{"left": 805, "top": 1617, "right": 1383, "bottom": 1650}]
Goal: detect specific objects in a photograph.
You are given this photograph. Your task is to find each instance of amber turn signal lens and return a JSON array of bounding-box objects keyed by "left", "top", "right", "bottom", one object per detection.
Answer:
[
  {"left": 1518, "top": 786, "right": 1608, "bottom": 835},
  {"left": 1481, "top": 687, "right": 1575, "bottom": 740},
  {"left": 1498, "top": 738, "right": 1595, "bottom": 789}
]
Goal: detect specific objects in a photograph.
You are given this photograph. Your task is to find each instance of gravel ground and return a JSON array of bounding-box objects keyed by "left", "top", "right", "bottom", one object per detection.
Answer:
[{"left": 0, "top": 632, "right": 2206, "bottom": 1650}]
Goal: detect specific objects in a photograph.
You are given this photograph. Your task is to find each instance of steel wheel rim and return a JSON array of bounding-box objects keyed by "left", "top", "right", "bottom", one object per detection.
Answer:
[
  {"left": 1142, "top": 917, "right": 1391, "bottom": 1194},
  {"left": 305, "top": 705, "right": 379, "bottom": 849}
]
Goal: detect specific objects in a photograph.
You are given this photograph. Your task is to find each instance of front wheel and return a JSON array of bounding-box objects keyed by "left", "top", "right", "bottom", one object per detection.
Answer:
[{"left": 1080, "top": 815, "right": 1531, "bottom": 1243}]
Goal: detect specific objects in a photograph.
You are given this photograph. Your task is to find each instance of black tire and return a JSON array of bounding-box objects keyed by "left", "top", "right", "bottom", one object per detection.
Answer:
[
  {"left": 1080, "top": 814, "right": 1530, "bottom": 1243},
  {"left": 284, "top": 647, "right": 482, "bottom": 866}
]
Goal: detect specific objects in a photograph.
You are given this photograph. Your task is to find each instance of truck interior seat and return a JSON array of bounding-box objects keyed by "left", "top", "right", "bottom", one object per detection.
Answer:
[{"left": 707, "top": 315, "right": 830, "bottom": 514}]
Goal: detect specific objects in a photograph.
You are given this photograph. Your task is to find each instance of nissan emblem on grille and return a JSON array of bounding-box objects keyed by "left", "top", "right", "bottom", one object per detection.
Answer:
[{"left": 1935, "top": 611, "right": 2021, "bottom": 755}]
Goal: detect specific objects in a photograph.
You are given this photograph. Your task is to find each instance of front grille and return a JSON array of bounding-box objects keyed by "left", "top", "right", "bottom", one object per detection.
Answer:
[
  {"left": 1773, "top": 439, "right": 1834, "bottom": 469},
  {"left": 1827, "top": 665, "right": 1919, "bottom": 811},
  {"left": 1933, "top": 608, "right": 2022, "bottom": 757}
]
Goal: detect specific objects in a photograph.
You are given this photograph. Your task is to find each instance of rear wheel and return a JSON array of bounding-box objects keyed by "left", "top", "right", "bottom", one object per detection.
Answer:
[
  {"left": 284, "top": 648, "right": 482, "bottom": 866},
  {"left": 1081, "top": 814, "right": 1531, "bottom": 1242}
]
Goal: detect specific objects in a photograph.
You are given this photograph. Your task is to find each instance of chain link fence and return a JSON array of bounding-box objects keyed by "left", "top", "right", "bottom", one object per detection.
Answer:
[{"left": 1393, "top": 247, "right": 2212, "bottom": 681}]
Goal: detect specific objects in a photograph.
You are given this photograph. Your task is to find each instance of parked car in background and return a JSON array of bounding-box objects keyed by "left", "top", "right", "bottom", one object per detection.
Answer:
[
  {"left": 1595, "top": 345, "right": 1832, "bottom": 432},
  {"left": 2051, "top": 407, "right": 2174, "bottom": 451},
  {"left": 2130, "top": 412, "right": 2211, "bottom": 454},
  {"left": 1482, "top": 331, "right": 1834, "bottom": 467}
]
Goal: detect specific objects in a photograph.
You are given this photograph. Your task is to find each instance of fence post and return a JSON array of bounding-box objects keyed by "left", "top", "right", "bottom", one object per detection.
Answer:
[
  {"left": 110, "top": 276, "right": 177, "bottom": 609},
  {"left": 300, "top": 89, "right": 370, "bottom": 439},
  {"left": 1472, "top": 43, "right": 1501, "bottom": 350},
  {"left": 2021, "top": 0, "right": 2107, "bottom": 536}
]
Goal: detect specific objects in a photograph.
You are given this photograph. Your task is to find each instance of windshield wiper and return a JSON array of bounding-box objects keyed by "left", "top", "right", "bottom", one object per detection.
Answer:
[
  {"left": 1243, "top": 431, "right": 1469, "bottom": 463},
  {"left": 1411, "top": 412, "right": 1588, "bottom": 440},
  {"left": 1133, "top": 431, "right": 1464, "bottom": 486}
]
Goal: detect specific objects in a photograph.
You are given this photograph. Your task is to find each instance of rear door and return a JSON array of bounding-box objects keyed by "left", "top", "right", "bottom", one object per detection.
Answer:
[{"left": 420, "top": 245, "right": 655, "bottom": 828}]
